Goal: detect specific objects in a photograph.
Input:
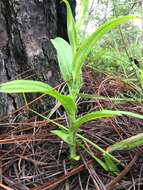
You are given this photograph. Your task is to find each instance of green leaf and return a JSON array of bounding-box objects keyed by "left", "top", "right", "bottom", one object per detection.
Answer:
[
  {"left": 76, "top": 110, "right": 122, "bottom": 127},
  {"left": 104, "top": 154, "right": 119, "bottom": 175},
  {"left": 76, "top": 0, "right": 89, "bottom": 33},
  {"left": 51, "top": 37, "right": 73, "bottom": 82},
  {"left": 0, "top": 80, "right": 53, "bottom": 93},
  {"left": 78, "top": 93, "right": 143, "bottom": 104},
  {"left": 80, "top": 142, "right": 108, "bottom": 171},
  {"left": 119, "top": 111, "right": 143, "bottom": 120},
  {"left": 107, "top": 133, "right": 143, "bottom": 153},
  {"left": 139, "top": 69, "right": 143, "bottom": 88},
  {"left": 76, "top": 109, "right": 143, "bottom": 127},
  {"left": 51, "top": 129, "right": 70, "bottom": 144},
  {"left": 0, "top": 80, "right": 76, "bottom": 114},
  {"left": 72, "top": 16, "right": 138, "bottom": 80},
  {"left": 62, "top": 0, "right": 78, "bottom": 52},
  {"left": 78, "top": 133, "right": 121, "bottom": 164}
]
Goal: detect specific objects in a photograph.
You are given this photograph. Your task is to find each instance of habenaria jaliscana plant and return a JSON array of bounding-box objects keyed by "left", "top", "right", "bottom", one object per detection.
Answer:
[{"left": 0, "top": 0, "right": 143, "bottom": 161}]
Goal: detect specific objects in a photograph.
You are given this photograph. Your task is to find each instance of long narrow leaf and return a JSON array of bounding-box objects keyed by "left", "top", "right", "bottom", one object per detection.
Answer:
[
  {"left": 107, "top": 133, "right": 143, "bottom": 153},
  {"left": 80, "top": 143, "right": 109, "bottom": 171},
  {"left": 62, "top": 0, "right": 78, "bottom": 52},
  {"left": 0, "top": 80, "right": 76, "bottom": 114},
  {"left": 104, "top": 154, "right": 119, "bottom": 175},
  {"left": 78, "top": 93, "right": 141, "bottom": 102},
  {"left": 76, "top": 110, "right": 143, "bottom": 127},
  {"left": 76, "top": 110, "right": 122, "bottom": 127},
  {"left": 119, "top": 111, "right": 143, "bottom": 120},
  {"left": 78, "top": 133, "right": 121, "bottom": 164},
  {"left": 72, "top": 16, "right": 138, "bottom": 80},
  {"left": 51, "top": 37, "right": 73, "bottom": 81}
]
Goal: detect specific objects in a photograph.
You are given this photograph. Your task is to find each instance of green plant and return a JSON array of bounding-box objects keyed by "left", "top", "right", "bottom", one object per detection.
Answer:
[
  {"left": 0, "top": 0, "right": 143, "bottom": 164},
  {"left": 107, "top": 133, "right": 143, "bottom": 153},
  {"left": 88, "top": 47, "right": 130, "bottom": 74}
]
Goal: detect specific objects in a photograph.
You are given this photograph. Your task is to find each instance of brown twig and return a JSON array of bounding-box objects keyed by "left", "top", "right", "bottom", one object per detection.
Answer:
[
  {"left": 0, "top": 182, "right": 14, "bottom": 190},
  {"left": 106, "top": 152, "right": 140, "bottom": 190},
  {"left": 31, "top": 159, "right": 95, "bottom": 190}
]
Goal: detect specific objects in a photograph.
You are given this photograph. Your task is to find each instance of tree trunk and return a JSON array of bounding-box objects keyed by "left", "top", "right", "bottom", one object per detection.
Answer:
[{"left": 0, "top": 0, "right": 76, "bottom": 118}]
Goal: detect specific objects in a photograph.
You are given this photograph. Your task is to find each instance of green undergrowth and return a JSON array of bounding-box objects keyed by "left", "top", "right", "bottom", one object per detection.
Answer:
[{"left": 0, "top": 0, "right": 143, "bottom": 176}]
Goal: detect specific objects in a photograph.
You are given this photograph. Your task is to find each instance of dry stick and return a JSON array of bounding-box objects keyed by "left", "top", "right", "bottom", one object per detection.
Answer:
[
  {"left": 63, "top": 160, "right": 69, "bottom": 190},
  {"left": 3, "top": 176, "right": 29, "bottom": 190},
  {"left": 0, "top": 94, "right": 45, "bottom": 122},
  {"left": 80, "top": 153, "right": 106, "bottom": 190},
  {"left": 31, "top": 160, "right": 95, "bottom": 190},
  {"left": 106, "top": 152, "right": 140, "bottom": 190},
  {"left": 0, "top": 134, "right": 53, "bottom": 145},
  {"left": 0, "top": 182, "right": 14, "bottom": 190}
]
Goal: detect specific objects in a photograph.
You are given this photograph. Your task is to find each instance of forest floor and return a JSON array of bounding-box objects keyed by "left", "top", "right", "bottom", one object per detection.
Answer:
[{"left": 1, "top": 67, "right": 143, "bottom": 190}]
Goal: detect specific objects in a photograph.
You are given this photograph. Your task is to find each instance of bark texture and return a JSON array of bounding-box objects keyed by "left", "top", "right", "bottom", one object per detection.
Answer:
[{"left": 0, "top": 0, "right": 76, "bottom": 118}]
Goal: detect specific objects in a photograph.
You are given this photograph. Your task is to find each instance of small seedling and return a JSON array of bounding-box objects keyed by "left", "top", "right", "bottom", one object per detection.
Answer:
[{"left": 0, "top": 0, "right": 143, "bottom": 171}]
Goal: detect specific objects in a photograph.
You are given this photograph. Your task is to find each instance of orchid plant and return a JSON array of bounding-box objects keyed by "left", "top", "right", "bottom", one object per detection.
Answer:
[{"left": 0, "top": 0, "right": 143, "bottom": 164}]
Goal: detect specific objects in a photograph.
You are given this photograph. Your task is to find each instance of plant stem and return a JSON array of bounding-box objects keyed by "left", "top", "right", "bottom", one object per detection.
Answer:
[
  {"left": 68, "top": 113, "right": 79, "bottom": 160},
  {"left": 69, "top": 126, "right": 77, "bottom": 159}
]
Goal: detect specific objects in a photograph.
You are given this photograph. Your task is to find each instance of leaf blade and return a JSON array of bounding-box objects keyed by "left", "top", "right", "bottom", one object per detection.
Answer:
[
  {"left": 0, "top": 80, "right": 76, "bottom": 114},
  {"left": 76, "top": 110, "right": 122, "bottom": 127},
  {"left": 76, "top": 110, "right": 143, "bottom": 127},
  {"left": 107, "top": 133, "right": 143, "bottom": 153},
  {"left": 62, "top": 0, "right": 78, "bottom": 52},
  {"left": 51, "top": 37, "right": 73, "bottom": 82},
  {"left": 104, "top": 154, "right": 119, "bottom": 175},
  {"left": 72, "top": 16, "right": 138, "bottom": 80},
  {"left": 51, "top": 129, "right": 70, "bottom": 144}
]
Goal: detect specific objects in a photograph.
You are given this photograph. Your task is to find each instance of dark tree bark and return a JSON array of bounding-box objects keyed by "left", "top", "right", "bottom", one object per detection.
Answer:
[
  {"left": 0, "top": 0, "right": 76, "bottom": 118},
  {"left": 57, "top": 0, "right": 76, "bottom": 41}
]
